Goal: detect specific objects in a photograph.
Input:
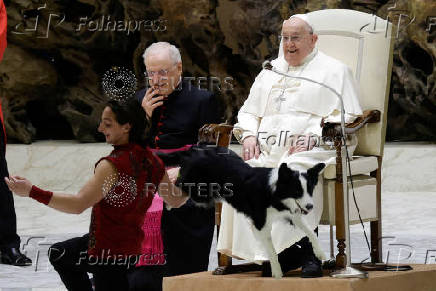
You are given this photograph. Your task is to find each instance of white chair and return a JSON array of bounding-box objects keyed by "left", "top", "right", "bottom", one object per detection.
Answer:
[
  {"left": 199, "top": 8, "right": 394, "bottom": 272},
  {"left": 307, "top": 9, "right": 394, "bottom": 266}
]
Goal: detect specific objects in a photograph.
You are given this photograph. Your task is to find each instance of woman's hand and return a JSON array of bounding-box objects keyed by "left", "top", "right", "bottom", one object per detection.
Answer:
[
  {"left": 166, "top": 167, "right": 180, "bottom": 183},
  {"left": 4, "top": 176, "right": 32, "bottom": 197}
]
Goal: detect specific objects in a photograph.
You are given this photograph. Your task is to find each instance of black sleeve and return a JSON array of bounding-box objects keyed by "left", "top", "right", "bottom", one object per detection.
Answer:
[
  {"left": 135, "top": 88, "right": 146, "bottom": 105},
  {"left": 198, "top": 92, "right": 222, "bottom": 128}
]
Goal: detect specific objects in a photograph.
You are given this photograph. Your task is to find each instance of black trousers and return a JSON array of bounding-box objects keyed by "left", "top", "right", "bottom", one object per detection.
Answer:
[
  {"left": 127, "top": 265, "right": 168, "bottom": 291},
  {"left": 275, "top": 227, "right": 320, "bottom": 274},
  {"left": 260, "top": 228, "right": 319, "bottom": 276},
  {"left": 161, "top": 199, "right": 214, "bottom": 276},
  {"left": 277, "top": 236, "right": 315, "bottom": 272},
  {"left": 124, "top": 199, "right": 215, "bottom": 291},
  {"left": 49, "top": 234, "right": 134, "bottom": 291},
  {"left": 0, "top": 123, "right": 20, "bottom": 250}
]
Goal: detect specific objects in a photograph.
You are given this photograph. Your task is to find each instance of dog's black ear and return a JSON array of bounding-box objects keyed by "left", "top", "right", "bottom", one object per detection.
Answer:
[
  {"left": 302, "top": 163, "right": 325, "bottom": 196},
  {"left": 278, "top": 163, "right": 288, "bottom": 175},
  {"left": 278, "top": 162, "right": 297, "bottom": 178},
  {"left": 307, "top": 163, "right": 325, "bottom": 178},
  {"left": 276, "top": 163, "right": 303, "bottom": 198}
]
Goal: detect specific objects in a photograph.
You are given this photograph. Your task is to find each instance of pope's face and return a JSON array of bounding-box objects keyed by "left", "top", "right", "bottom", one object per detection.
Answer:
[
  {"left": 145, "top": 51, "right": 182, "bottom": 96},
  {"left": 281, "top": 18, "right": 318, "bottom": 67}
]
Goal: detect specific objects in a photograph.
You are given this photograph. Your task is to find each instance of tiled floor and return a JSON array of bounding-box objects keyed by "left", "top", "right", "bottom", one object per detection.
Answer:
[{"left": 1, "top": 142, "right": 435, "bottom": 290}]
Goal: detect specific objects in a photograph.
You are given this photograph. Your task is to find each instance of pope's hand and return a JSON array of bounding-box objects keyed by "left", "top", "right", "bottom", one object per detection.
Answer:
[
  {"left": 4, "top": 176, "right": 32, "bottom": 197},
  {"left": 289, "top": 134, "right": 316, "bottom": 155},
  {"left": 141, "top": 87, "right": 165, "bottom": 119},
  {"left": 242, "top": 136, "right": 260, "bottom": 161}
]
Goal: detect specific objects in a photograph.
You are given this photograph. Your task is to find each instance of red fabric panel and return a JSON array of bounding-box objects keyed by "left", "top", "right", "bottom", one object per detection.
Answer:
[
  {"left": 0, "top": 0, "right": 7, "bottom": 61},
  {"left": 0, "top": 0, "right": 6, "bottom": 144}
]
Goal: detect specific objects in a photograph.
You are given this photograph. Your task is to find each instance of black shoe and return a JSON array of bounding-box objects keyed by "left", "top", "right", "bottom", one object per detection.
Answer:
[
  {"left": 301, "top": 255, "right": 322, "bottom": 278},
  {"left": 261, "top": 261, "right": 272, "bottom": 277},
  {"left": 0, "top": 247, "right": 32, "bottom": 266}
]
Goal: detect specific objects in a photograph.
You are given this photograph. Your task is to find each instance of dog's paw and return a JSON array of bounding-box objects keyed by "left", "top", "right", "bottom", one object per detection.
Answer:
[
  {"left": 313, "top": 248, "right": 327, "bottom": 261},
  {"left": 271, "top": 266, "right": 283, "bottom": 279}
]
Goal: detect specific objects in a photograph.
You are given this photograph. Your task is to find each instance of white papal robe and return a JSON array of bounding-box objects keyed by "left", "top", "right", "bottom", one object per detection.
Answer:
[{"left": 217, "top": 48, "right": 363, "bottom": 262}]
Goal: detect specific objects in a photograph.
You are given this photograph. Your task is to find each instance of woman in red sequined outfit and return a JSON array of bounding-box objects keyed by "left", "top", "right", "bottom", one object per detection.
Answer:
[{"left": 4, "top": 98, "right": 188, "bottom": 291}]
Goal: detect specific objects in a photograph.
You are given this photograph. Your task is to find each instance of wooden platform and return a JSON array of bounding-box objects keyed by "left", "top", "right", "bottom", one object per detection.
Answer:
[{"left": 163, "top": 264, "right": 436, "bottom": 291}]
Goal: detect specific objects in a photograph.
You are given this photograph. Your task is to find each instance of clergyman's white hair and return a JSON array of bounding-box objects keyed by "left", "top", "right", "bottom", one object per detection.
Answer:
[{"left": 142, "top": 42, "right": 182, "bottom": 64}]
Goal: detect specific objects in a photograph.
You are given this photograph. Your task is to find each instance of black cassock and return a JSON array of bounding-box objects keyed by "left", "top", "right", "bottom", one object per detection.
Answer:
[
  {"left": 0, "top": 119, "right": 21, "bottom": 251},
  {"left": 136, "top": 81, "right": 221, "bottom": 276}
]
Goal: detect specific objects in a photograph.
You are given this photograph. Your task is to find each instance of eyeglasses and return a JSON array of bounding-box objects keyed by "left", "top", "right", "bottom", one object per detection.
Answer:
[
  {"left": 146, "top": 64, "right": 177, "bottom": 77},
  {"left": 278, "top": 34, "right": 310, "bottom": 43}
]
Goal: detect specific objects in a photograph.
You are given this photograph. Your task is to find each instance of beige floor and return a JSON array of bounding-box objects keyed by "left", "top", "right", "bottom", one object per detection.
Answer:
[{"left": 1, "top": 141, "right": 435, "bottom": 290}]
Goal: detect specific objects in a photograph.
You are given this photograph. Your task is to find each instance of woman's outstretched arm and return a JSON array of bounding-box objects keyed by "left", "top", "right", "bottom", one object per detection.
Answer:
[{"left": 4, "top": 160, "right": 117, "bottom": 214}]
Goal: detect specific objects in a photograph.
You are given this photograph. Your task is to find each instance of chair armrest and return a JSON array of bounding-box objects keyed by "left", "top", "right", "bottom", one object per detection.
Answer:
[
  {"left": 321, "top": 110, "right": 381, "bottom": 139},
  {"left": 198, "top": 123, "right": 234, "bottom": 147}
]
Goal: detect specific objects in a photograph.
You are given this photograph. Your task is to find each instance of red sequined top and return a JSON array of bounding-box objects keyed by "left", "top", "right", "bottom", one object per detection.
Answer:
[{"left": 88, "top": 143, "right": 165, "bottom": 258}]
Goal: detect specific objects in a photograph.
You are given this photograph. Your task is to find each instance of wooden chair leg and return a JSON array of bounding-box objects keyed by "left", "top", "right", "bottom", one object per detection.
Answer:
[
  {"left": 327, "top": 187, "right": 335, "bottom": 259},
  {"left": 216, "top": 223, "right": 233, "bottom": 268},
  {"left": 213, "top": 224, "right": 262, "bottom": 275},
  {"left": 370, "top": 220, "right": 382, "bottom": 263},
  {"left": 370, "top": 157, "right": 383, "bottom": 263},
  {"left": 214, "top": 203, "right": 233, "bottom": 275},
  {"left": 218, "top": 252, "right": 232, "bottom": 267},
  {"left": 213, "top": 203, "right": 262, "bottom": 275},
  {"left": 214, "top": 227, "right": 235, "bottom": 275},
  {"left": 334, "top": 140, "right": 347, "bottom": 268}
]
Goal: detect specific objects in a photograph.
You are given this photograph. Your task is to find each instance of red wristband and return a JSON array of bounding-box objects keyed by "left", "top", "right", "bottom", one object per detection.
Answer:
[{"left": 29, "top": 185, "right": 53, "bottom": 205}]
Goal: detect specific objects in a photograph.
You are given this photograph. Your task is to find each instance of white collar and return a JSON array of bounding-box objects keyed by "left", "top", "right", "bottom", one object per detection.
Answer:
[
  {"left": 274, "top": 48, "right": 318, "bottom": 72},
  {"left": 289, "top": 47, "right": 318, "bottom": 69}
]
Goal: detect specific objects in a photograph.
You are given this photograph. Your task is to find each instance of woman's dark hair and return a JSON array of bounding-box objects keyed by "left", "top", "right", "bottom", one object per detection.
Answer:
[{"left": 106, "top": 98, "right": 149, "bottom": 147}]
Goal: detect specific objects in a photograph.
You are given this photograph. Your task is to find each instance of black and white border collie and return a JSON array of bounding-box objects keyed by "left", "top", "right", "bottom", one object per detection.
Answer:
[{"left": 158, "top": 145, "right": 327, "bottom": 278}]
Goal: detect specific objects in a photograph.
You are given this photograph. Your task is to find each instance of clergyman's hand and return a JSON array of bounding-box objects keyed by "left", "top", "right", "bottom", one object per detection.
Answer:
[
  {"left": 4, "top": 176, "right": 32, "bottom": 197},
  {"left": 141, "top": 87, "right": 165, "bottom": 119},
  {"left": 242, "top": 136, "right": 260, "bottom": 161}
]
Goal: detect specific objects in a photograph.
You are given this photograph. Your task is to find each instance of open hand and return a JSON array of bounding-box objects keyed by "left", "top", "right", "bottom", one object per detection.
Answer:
[
  {"left": 289, "top": 135, "right": 316, "bottom": 155},
  {"left": 4, "top": 176, "right": 32, "bottom": 197}
]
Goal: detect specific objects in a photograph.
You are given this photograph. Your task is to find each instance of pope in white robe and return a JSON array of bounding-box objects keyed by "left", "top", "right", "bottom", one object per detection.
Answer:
[{"left": 217, "top": 14, "right": 363, "bottom": 271}]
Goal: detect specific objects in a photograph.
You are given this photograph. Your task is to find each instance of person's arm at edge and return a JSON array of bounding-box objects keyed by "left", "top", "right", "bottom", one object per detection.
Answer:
[{"left": 0, "top": 0, "right": 7, "bottom": 61}]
